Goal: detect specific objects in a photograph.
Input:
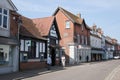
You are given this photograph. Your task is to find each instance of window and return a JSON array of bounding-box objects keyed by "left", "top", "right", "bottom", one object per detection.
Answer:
[
  {"left": 85, "top": 37, "right": 87, "bottom": 45},
  {"left": 56, "top": 40, "right": 59, "bottom": 44},
  {"left": 0, "top": 8, "right": 9, "bottom": 29},
  {"left": 20, "top": 40, "right": 24, "bottom": 51},
  {"left": 82, "top": 35, "right": 84, "bottom": 45},
  {"left": 0, "top": 15, "right": 2, "bottom": 26},
  {"left": 43, "top": 43, "right": 45, "bottom": 53},
  {"left": 50, "top": 38, "right": 56, "bottom": 45},
  {"left": 20, "top": 40, "right": 47, "bottom": 61},
  {"left": 36, "top": 42, "right": 39, "bottom": 58},
  {"left": 77, "top": 34, "right": 80, "bottom": 44},
  {"left": 3, "top": 16, "right": 7, "bottom": 28},
  {"left": 0, "top": 45, "right": 10, "bottom": 65},
  {"left": 40, "top": 43, "right": 42, "bottom": 52},
  {"left": 66, "top": 21, "right": 70, "bottom": 28},
  {"left": 81, "top": 24, "right": 84, "bottom": 31},
  {"left": 40, "top": 42, "right": 46, "bottom": 61}
]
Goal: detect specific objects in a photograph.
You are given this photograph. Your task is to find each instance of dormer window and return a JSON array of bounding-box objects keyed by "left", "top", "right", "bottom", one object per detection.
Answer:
[
  {"left": 0, "top": 8, "right": 9, "bottom": 29},
  {"left": 65, "top": 21, "right": 70, "bottom": 29}
]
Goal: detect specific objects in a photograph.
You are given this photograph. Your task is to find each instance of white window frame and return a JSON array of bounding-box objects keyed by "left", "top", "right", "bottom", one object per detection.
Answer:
[
  {"left": 0, "top": 8, "right": 9, "bottom": 30},
  {"left": 36, "top": 42, "right": 39, "bottom": 58},
  {"left": 85, "top": 36, "right": 87, "bottom": 45},
  {"left": 40, "top": 43, "right": 42, "bottom": 52},
  {"left": 82, "top": 35, "right": 84, "bottom": 44},
  {"left": 20, "top": 40, "right": 24, "bottom": 51},
  {"left": 77, "top": 34, "right": 80, "bottom": 44},
  {"left": 66, "top": 21, "right": 70, "bottom": 29},
  {"left": 43, "top": 43, "right": 45, "bottom": 53}
]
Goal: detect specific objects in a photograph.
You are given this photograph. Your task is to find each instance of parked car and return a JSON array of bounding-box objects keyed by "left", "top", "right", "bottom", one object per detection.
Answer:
[{"left": 114, "top": 56, "right": 120, "bottom": 59}]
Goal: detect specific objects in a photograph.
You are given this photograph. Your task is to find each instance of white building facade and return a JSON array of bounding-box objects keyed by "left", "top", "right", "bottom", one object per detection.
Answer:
[
  {"left": 90, "top": 25, "right": 104, "bottom": 61},
  {"left": 0, "top": 0, "right": 19, "bottom": 74}
]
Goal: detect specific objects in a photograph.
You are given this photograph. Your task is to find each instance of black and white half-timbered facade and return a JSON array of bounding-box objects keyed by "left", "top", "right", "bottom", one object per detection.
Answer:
[
  {"left": 33, "top": 16, "right": 61, "bottom": 66},
  {"left": 19, "top": 16, "right": 47, "bottom": 70}
]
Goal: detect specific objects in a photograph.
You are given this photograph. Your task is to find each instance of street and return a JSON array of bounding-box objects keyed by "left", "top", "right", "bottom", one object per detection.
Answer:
[{"left": 0, "top": 60, "right": 120, "bottom": 80}]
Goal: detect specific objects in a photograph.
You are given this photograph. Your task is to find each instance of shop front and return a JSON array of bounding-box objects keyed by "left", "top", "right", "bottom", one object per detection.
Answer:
[
  {"left": 0, "top": 37, "right": 18, "bottom": 74},
  {"left": 91, "top": 50, "right": 104, "bottom": 61}
]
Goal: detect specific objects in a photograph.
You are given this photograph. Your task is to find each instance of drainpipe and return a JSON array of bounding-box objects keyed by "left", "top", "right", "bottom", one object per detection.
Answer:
[{"left": 17, "top": 16, "right": 22, "bottom": 71}]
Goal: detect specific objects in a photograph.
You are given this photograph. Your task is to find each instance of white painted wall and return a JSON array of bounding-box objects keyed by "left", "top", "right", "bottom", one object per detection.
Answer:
[
  {"left": 0, "top": 0, "right": 16, "bottom": 10},
  {"left": 69, "top": 45, "right": 75, "bottom": 64},
  {"left": 12, "top": 46, "right": 19, "bottom": 72},
  {"left": 90, "top": 35, "right": 102, "bottom": 48}
]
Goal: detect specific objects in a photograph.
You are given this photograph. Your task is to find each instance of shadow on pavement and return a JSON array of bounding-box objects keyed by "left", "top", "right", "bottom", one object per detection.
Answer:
[{"left": 0, "top": 66, "right": 65, "bottom": 80}]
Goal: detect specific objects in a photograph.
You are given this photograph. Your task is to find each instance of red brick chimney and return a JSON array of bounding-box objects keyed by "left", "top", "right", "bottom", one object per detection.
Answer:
[{"left": 97, "top": 28, "right": 103, "bottom": 35}]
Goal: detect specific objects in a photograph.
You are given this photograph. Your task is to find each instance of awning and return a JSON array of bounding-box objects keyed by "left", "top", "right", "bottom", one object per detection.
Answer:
[
  {"left": 0, "top": 37, "right": 18, "bottom": 45},
  {"left": 91, "top": 50, "right": 105, "bottom": 54}
]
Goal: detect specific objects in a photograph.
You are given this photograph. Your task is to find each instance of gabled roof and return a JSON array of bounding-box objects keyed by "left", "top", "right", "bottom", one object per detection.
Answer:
[
  {"left": 20, "top": 16, "right": 45, "bottom": 40},
  {"left": 32, "top": 16, "right": 55, "bottom": 37},
  {"left": 53, "top": 7, "right": 91, "bottom": 30}
]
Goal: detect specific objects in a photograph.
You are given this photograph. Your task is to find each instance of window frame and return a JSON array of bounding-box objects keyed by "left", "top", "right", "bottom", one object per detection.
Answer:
[
  {"left": 0, "top": 8, "right": 9, "bottom": 30},
  {"left": 65, "top": 20, "right": 70, "bottom": 29}
]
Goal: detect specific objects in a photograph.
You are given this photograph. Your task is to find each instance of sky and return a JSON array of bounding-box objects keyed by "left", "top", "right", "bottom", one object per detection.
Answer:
[{"left": 12, "top": 0, "right": 120, "bottom": 42}]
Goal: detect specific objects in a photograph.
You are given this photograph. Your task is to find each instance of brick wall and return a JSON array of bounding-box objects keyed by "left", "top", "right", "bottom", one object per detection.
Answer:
[
  {"left": 10, "top": 11, "right": 19, "bottom": 38},
  {"left": 20, "top": 61, "right": 47, "bottom": 71},
  {"left": 55, "top": 10, "right": 74, "bottom": 63}
]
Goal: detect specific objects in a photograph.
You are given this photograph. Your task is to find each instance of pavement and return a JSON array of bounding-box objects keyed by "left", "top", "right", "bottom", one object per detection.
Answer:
[{"left": 0, "top": 60, "right": 120, "bottom": 80}]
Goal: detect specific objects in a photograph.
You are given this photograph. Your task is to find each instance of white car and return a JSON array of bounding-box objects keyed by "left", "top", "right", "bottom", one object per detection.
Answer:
[{"left": 114, "top": 56, "right": 120, "bottom": 59}]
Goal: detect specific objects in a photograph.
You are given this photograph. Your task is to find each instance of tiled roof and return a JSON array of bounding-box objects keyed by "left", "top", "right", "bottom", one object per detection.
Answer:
[
  {"left": 53, "top": 7, "right": 91, "bottom": 30},
  {"left": 32, "top": 16, "right": 54, "bottom": 37},
  {"left": 20, "top": 16, "right": 45, "bottom": 40}
]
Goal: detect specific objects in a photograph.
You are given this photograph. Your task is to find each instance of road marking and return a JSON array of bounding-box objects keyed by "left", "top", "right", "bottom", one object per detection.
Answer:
[{"left": 104, "top": 64, "right": 120, "bottom": 80}]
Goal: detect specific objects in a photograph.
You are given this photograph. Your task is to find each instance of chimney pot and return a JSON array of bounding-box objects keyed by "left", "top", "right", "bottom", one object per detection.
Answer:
[{"left": 76, "top": 13, "right": 81, "bottom": 18}]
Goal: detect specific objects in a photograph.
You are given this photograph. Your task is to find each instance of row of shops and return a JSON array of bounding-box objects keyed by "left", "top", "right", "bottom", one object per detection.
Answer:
[{"left": 0, "top": 0, "right": 120, "bottom": 74}]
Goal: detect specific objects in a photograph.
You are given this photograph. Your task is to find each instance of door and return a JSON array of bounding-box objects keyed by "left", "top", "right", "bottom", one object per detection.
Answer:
[{"left": 51, "top": 48, "right": 56, "bottom": 66}]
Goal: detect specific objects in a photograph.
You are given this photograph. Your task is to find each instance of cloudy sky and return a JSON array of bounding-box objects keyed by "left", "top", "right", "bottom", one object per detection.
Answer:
[{"left": 12, "top": 0, "right": 120, "bottom": 42}]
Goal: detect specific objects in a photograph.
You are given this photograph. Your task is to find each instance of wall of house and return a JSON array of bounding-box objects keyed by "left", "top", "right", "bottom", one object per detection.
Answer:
[
  {"left": 10, "top": 11, "right": 18, "bottom": 38},
  {"left": 90, "top": 35, "right": 102, "bottom": 48},
  {"left": 55, "top": 10, "right": 74, "bottom": 63},
  {"left": 74, "top": 23, "right": 90, "bottom": 45},
  {"left": 20, "top": 61, "right": 47, "bottom": 70},
  {"left": 0, "top": 0, "right": 15, "bottom": 10}
]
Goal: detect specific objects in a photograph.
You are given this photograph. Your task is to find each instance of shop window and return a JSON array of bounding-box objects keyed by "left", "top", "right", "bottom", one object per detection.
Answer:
[
  {"left": 0, "top": 45, "right": 9, "bottom": 65},
  {"left": 0, "top": 52, "right": 4, "bottom": 64}
]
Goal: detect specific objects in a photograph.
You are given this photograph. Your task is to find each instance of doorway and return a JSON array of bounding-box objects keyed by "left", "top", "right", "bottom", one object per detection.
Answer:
[{"left": 50, "top": 48, "right": 56, "bottom": 66}]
